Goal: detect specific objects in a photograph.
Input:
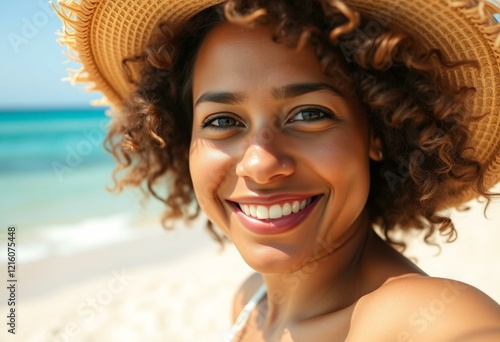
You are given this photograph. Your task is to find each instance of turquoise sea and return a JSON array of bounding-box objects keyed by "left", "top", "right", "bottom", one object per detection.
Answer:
[{"left": 0, "top": 108, "right": 162, "bottom": 262}]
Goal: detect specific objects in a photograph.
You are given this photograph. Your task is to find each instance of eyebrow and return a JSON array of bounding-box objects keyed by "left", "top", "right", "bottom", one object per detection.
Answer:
[
  {"left": 271, "top": 82, "right": 345, "bottom": 99},
  {"left": 194, "top": 82, "right": 344, "bottom": 107},
  {"left": 194, "top": 91, "right": 246, "bottom": 107}
]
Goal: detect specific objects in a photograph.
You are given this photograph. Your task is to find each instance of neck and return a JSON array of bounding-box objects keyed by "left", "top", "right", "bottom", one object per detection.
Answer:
[{"left": 260, "top": 212, "right": 374, "bottom": 326}]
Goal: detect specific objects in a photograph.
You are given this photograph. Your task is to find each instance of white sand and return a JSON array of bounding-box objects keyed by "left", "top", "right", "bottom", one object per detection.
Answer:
[
  {"left": 3, "top": 199, "right": 500, "bottom": 342},
  {"left": 18, "top": 244, "right": 252, "bottom": 342}
]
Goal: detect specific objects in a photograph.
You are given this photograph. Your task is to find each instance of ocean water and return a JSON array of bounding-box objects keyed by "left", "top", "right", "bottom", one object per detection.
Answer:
[
  {"left": 0, "top": 108, "right": 164, "bottom": 262},
  {"left": 0, "top": 109, "right": 111, "bottom": 173}
]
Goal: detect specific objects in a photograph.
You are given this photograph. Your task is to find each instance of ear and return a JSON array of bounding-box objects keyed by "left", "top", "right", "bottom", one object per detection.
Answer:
[{"left": 368, "top": 130, "right": 384, "bottom": 161}]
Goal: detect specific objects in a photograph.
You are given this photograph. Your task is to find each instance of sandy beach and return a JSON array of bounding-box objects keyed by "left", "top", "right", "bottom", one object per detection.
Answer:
[{"left": 3, "top": 197, "right": 500, "bottom": 342}]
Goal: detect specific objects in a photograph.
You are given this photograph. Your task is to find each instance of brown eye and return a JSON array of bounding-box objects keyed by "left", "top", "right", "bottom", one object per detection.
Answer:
[
  {"left": 202, "top": 115, "right": 244, "bottom": 130},
  {"left": 288, "top": 106, "right": 335, "bottom": 123}
]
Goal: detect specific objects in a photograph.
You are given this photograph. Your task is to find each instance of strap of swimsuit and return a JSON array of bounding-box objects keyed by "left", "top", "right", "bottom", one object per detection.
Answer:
[{"left": 224, "top": 284, "right": 267, "bottom": 342}]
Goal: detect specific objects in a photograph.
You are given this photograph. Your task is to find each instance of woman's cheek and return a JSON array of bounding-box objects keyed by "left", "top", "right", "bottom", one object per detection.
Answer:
[{"left": 190, "top": 142, "right": 235, "bottom": 222}]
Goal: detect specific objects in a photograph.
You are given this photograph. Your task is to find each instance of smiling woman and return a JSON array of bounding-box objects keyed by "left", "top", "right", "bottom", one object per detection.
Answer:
[
  {"left": 190, "top": 22, "right": 378, "bottom": 276},
  {"left": 53, "top": 0, "right": 500, "bottom": 340}
]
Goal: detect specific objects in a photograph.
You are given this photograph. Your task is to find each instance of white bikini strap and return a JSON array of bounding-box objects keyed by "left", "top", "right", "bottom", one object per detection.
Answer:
[{"left": 224, "top": 284, "right": 267, "bottom": 342}]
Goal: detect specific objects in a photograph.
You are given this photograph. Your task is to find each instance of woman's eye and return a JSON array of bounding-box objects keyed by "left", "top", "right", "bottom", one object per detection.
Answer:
[
  {"left": 201, "top": 116, "right": 243, "bottom": 130},
  {"left": 288, "top": 107, "right": 335, "bottom": 123}
]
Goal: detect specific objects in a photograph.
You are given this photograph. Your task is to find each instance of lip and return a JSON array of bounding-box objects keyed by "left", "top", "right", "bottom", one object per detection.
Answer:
[{"left": 227, "top": 195, "right": 321, "bottom": 235}]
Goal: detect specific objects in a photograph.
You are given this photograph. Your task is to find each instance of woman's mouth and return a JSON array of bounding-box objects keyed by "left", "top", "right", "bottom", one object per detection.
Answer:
[{"left": 228, "top": 195, "right": 321, "bottom": 235}]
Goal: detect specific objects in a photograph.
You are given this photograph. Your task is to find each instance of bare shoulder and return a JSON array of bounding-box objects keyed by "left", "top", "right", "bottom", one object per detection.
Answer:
[
  {"left": 231, "top": 272, "right": 263, "bottom": 322},
  {"left": 349, "top": 276, "right": 500, "bottom": 341}
]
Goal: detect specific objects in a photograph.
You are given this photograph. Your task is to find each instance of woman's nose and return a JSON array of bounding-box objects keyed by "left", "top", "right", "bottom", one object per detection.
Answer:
[{"left": 235, "top": 141, "right": 295, "bottom": 184}]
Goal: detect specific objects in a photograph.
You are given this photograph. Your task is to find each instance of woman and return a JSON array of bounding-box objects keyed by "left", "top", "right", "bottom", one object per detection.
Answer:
[{"left": 54, "top": 0, "right": 500, "bottom": 340}]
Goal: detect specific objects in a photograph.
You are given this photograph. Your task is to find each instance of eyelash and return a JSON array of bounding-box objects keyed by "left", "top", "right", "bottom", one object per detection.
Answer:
[
  {"left": 201, "top": 115, "right": 244, "bottom": 130},
  {"left": 287, "top": 106, "right": 336, "bottom": 123},
  {"left": 200, "top": 106, "right": 337, "bottom": 130}
]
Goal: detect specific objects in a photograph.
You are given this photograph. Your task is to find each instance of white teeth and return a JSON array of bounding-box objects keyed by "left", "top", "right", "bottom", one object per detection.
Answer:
[
  {"left": 269, "top": 205, "right": 282, "bottom": 219},
  {"left": 299, "top": 200, "right": 306, "bottom": 210},
  {"left": 238, "top": 197, "right": 314, "bottom": 220},
  {"left": 282, "top": 203, "right": 292, "bottom": 216},
  {"left": 242, "top": 205, "right": 250, "bottom": 216},
  {"left": 256, "top": 206, "right": 269, "bottom": 219}
]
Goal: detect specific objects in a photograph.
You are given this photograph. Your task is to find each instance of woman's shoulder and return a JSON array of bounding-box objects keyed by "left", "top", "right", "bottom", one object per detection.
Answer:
[{"left": 350, "top": 275, "right": 500, "bottom": 341}]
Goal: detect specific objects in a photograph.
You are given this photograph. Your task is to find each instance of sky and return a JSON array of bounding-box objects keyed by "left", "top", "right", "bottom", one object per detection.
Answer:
[{"left": 0, "top": 0, "right": 98, "bottom": 109}]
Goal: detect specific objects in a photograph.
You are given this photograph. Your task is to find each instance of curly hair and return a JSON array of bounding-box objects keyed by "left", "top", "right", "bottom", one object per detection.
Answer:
[{"left": 105, "top": 0, "right": 493, "bottom": 247}]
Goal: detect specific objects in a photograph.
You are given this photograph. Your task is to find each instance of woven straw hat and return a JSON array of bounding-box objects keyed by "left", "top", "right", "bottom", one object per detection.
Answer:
[{"left": 52, "top": 0, "right": 500, "bottom": 206}]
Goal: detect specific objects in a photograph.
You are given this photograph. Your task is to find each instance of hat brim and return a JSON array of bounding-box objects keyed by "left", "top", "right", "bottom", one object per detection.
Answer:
[
  {"left": 346, "top": 0, "right": 500, "bottom": 206},
  {"left": 53, "top": 0, "right": 500, "bottom": 206}
]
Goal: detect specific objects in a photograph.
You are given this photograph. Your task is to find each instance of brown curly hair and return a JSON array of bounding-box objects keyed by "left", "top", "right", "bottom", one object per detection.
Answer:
[{"left": 105, "top": 0, "right": 493, "bottom": 247}]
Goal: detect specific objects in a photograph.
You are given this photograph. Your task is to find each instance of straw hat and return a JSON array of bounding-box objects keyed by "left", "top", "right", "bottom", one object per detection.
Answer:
[{"left": 52, "top": 0, "right": 500, "bottom": 206}]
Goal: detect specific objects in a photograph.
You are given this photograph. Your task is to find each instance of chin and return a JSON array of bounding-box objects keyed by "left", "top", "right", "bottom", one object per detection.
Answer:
[{"left": 235, "top": 240, "right": 314, "bottom": 275}]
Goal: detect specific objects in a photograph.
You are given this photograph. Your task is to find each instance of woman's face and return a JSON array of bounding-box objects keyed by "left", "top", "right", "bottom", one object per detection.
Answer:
[{"left": 189, "top": 22, "right": 381, "bottom": 273}]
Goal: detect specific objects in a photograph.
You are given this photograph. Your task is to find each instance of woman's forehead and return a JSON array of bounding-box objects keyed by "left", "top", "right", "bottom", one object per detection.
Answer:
[{"left": 192, "top": 22, "right": 348, "bottom": 98}]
